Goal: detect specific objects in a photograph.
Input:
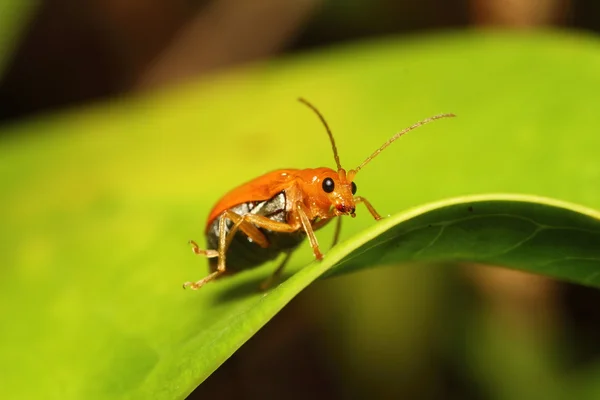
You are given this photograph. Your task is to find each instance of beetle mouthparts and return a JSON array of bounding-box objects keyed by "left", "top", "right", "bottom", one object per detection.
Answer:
[{"left": 336, "top": 205, "right": 356, "bottom": 215}]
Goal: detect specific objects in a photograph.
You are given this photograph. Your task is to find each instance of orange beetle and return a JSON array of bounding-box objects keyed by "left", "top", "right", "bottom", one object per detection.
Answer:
[{"left": 184, "top": 99, "right": 455, "bottom": 290}]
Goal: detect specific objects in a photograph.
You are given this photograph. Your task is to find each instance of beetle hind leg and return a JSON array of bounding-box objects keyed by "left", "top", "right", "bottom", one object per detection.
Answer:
[
  {"left": 183, "top": 270, "right": 222, "bottom": 290},
  {"left": 184, "top": 210, "right": 271, "bottom": 290},
  {"left": 183, "top": 240, "right": 222, "bottom": 289},
  {"left": 183, "top": 216, "right": 230, "bottom": 290}
]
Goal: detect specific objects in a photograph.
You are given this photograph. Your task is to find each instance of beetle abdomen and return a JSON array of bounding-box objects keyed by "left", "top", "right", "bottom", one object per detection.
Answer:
[{"left": 206, "top": 191, "right": 305, "bottom": 273}]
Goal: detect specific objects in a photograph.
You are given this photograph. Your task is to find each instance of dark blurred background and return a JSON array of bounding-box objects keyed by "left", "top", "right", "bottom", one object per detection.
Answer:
[
  {"left": 1, "top": 0, "right": 599, "bottom": 123},
  {"left": 2, "top": 1, "right": 600, "bottom": 399}
]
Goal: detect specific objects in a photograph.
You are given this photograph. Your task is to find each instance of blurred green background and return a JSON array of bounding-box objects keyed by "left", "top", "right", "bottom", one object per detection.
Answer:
[{"left": 2, "top": 1, "right": 600, "bottom": 399}]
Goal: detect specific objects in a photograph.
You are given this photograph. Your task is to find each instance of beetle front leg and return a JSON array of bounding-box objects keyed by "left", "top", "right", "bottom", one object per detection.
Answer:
[
  {"left": 295, "top": 201, "right": 324, "bottom": 260},
  {"left": 222, "top": 210, "right": 269, "bottom": 249},
  {"left": 242, "top": 209, "right": 324, "bottom": 260},
  {"left": 310, "top": 214, "right": 341, "bottom": 249},
  {"left": 222, "top": 213, "right": 306, "bottom": 288},
  {"left": 232, "top": 209, "right": 325, "bottom": 268},
  {"left": 354, "top": 196, "right": 383, "bottom": 220}
]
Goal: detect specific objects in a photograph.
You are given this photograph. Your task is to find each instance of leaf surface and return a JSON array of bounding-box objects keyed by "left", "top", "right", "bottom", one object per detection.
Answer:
[{"left": 1, "top": 31, "right": 600, "bottom": 399}]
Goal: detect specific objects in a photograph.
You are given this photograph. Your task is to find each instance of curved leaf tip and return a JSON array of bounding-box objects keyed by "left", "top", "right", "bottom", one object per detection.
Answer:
[{"left": 319, "top": 194, "right": 600, "bottom": 289}]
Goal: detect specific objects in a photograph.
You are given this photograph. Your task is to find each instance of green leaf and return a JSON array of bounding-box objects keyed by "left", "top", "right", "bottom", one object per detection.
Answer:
[
  {"left": 1, "top": 30, "right": 600, "bottom": 399},
  {"left": 323, "top": 194, "right": 600, "bottom": 286}
]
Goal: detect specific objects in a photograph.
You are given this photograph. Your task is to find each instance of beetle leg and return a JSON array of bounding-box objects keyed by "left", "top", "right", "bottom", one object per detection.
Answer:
[
  {"left": 232, "top": 214, "right": 300, "bottom": 233},
  {"left": 183, "top": 215, "right": 229, "bottom": 290},
  {"left": 184, "top": 210, "right": 274, "bottom": 290},
  {"left": 222, "top": 210, "right": 269, "bottom": 248},
  {"left": 225, "top": 214, "right": 302, "bottom": 289},
  {"left": 259, "top": 250, "right": 294, "bottom": 291},
  {"left": 354, "top": 196, "right": 383, "bottom": 220},
  {"left": 310, "top": 216, "right": 341, "bottom": 249},
  {"left": 189, "top": 240, "right": 219, "bottom": 258},
  {"left": 184, "top": 209, "right": 323, "bottom": 290},
  {"left": 231, "top": 211, "right": 322, "bottom": 261},
  {"left": 295, "top": 201, "right": 323, "bottom": 260}
]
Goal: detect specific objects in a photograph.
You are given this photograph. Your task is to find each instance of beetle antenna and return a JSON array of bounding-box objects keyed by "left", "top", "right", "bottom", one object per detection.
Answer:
[
  {"left": 353, "top": 113, "right": 456, "bottom": 174},
  {"left": 298, "top": 98, "right": 342, "bottom": 170}
]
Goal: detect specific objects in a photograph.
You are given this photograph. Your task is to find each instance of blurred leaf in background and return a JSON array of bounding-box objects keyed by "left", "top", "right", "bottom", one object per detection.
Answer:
[{"left": 0, "top": 0, "right": 39, "bottom": 76}]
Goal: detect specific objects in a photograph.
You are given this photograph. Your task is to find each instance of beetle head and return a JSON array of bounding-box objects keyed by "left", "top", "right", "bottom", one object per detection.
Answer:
[{"left": 308, "top": 167, "right": 357, "bottom": 217}]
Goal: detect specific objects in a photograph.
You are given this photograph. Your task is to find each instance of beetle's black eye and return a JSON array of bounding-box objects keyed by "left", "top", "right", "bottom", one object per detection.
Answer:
[
  {"left": 322, "top": 177, "right": 335, "bottom": 193},
  {"left": 351, "top": 182, "right": 357, "bottom": 195}
]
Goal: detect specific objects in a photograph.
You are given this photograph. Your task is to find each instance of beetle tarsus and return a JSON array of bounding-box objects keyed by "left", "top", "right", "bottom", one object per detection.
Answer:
[
  {"left": 182, "top": 279, "right": 207, "bottom": 290},
  {"left": 189, "top": 240, "right": 219, "bottom": 258}
]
